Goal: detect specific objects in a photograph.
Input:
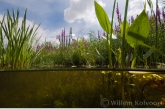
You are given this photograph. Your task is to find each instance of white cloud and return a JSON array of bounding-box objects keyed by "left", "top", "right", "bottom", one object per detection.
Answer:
[
  {"left": 128, "top": 0, "right": 163, "bottom": 18},
  {"left": 128, "top": 0, "right": 145, "bottom": 17},
  {"left": 37, "top": 27, "right": 62, "bottom": 45},
  {"left": 64, "top": 0, "right": 106, "bottom": 26},
  {"left": 1, "top": 0, "right": 164, "bottom": 44},
  {"left": 0, "top": 13, "right": 60, "bottom": 45}
]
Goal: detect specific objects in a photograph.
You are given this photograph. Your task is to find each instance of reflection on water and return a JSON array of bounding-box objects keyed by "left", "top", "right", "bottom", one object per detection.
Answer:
[{"left": 0, "top": 69, "right": 165, "bottom": 108}]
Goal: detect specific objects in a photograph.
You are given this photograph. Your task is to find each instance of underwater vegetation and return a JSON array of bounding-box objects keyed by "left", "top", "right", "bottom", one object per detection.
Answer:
[{"left": 0, "top": 70, "right": 165, "bottom": 108}]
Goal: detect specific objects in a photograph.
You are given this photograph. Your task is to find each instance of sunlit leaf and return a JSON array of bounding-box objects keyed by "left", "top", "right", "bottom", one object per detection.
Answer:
[
  {"left": 94, "top": 1, "right": 112, "bottom": 34},
  {"left": 127, "top": 10, "right": 150, "bottom": 48}
]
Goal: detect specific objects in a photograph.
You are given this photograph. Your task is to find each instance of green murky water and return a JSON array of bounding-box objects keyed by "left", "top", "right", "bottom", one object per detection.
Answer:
[{"left": 0, "top": 69, "right": 165, "bottom": 108}]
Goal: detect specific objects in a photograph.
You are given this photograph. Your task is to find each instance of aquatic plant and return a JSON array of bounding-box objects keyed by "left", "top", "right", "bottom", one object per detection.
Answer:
[
  {"left": 0, "top": 9, "right": 41, "bottom": 69},
  {"left": 94, "top": 0, "right": 165, "bottom": 106}
]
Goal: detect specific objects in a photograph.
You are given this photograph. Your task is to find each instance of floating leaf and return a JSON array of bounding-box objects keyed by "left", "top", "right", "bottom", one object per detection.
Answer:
[{"left": 127, "top": 10, "right": 150, "bottom": 48}]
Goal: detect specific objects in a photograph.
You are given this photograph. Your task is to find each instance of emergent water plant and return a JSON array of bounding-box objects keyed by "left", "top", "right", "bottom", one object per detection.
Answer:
[
  {"left": 94, "top": 0, "right": 165, "bottom": 106},
  {"left": 0, "top": 9, "right": 41, "bottom": 69}
]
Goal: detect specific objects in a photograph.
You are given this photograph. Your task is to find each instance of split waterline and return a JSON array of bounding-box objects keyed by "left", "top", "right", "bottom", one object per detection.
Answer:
[{"left": 1, "top": 67, "right": 165, "bottom": 73}]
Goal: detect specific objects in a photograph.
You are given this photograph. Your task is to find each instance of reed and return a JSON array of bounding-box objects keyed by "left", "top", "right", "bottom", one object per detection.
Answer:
[{"left": 0, "top": 9, "right": 41, "bottom": 69}]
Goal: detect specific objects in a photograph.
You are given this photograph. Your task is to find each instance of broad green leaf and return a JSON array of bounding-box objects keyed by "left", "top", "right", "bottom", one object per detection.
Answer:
[
  {"left": 143, "top": 46, "right": 155, "bottom": 59},
  {"left": 94, "top": 1, "right": 112, "bottom": 34},
  {"left": 127, "top": 10, "right": 150, "bottom": 48}
]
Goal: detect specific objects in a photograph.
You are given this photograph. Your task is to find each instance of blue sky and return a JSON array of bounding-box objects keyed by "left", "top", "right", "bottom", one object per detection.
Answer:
[{"left": 0, "top": 0, "right": 163, "bottom": 44}]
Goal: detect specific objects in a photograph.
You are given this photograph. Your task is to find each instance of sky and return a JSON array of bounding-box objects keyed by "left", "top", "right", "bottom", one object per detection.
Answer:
[{"left": 0, "top": 0, "right": 164, "bottom": 44}]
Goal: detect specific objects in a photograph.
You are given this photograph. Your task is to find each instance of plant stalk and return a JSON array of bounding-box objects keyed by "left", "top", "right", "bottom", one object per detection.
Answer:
[
  {"left": 155, "top": 0, "right": 158, "bottom": 66},
  {"left": 108, "top": 0, "right": 116, "bottom": 68},
  {"left": 121, "top": 0, "right": 129, "bottom": 105}
]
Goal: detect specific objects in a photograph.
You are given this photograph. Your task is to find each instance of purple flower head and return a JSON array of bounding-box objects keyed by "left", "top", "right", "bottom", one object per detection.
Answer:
[
  {"left": 103, "top": 31, "right": 106, "bottom": 36},
  {"left": 114, "top": 23, "right": 119, "bottom": 32},
  {"left": 98, "top": 30, "right": 100, "bottom": 39},
  {"left": 116, "top": 2, "right": 121, "bottom": 23},
  {"left": 157, "top": 5, "right": 161, "bottom": 17},
  {"left": 46, "top": 42, "right": 53, "bottom": 52},
  {"left": 84, "top": 41, "right": 88, "bottom": 48},
  {"left": 119, "top": 14, "right": 122, "bottom": 22},
  {"left": 162, "top": 8, "right": 165, "bottom": 22},
  {"left": 116, "top": 3, "right": 119, "bottom": 15},
  {"left": 36, "top": 44, "right": 41, "bottom": 51},
  {"left": 131, "top": 16, "right": 134, "bottom": 23}
]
